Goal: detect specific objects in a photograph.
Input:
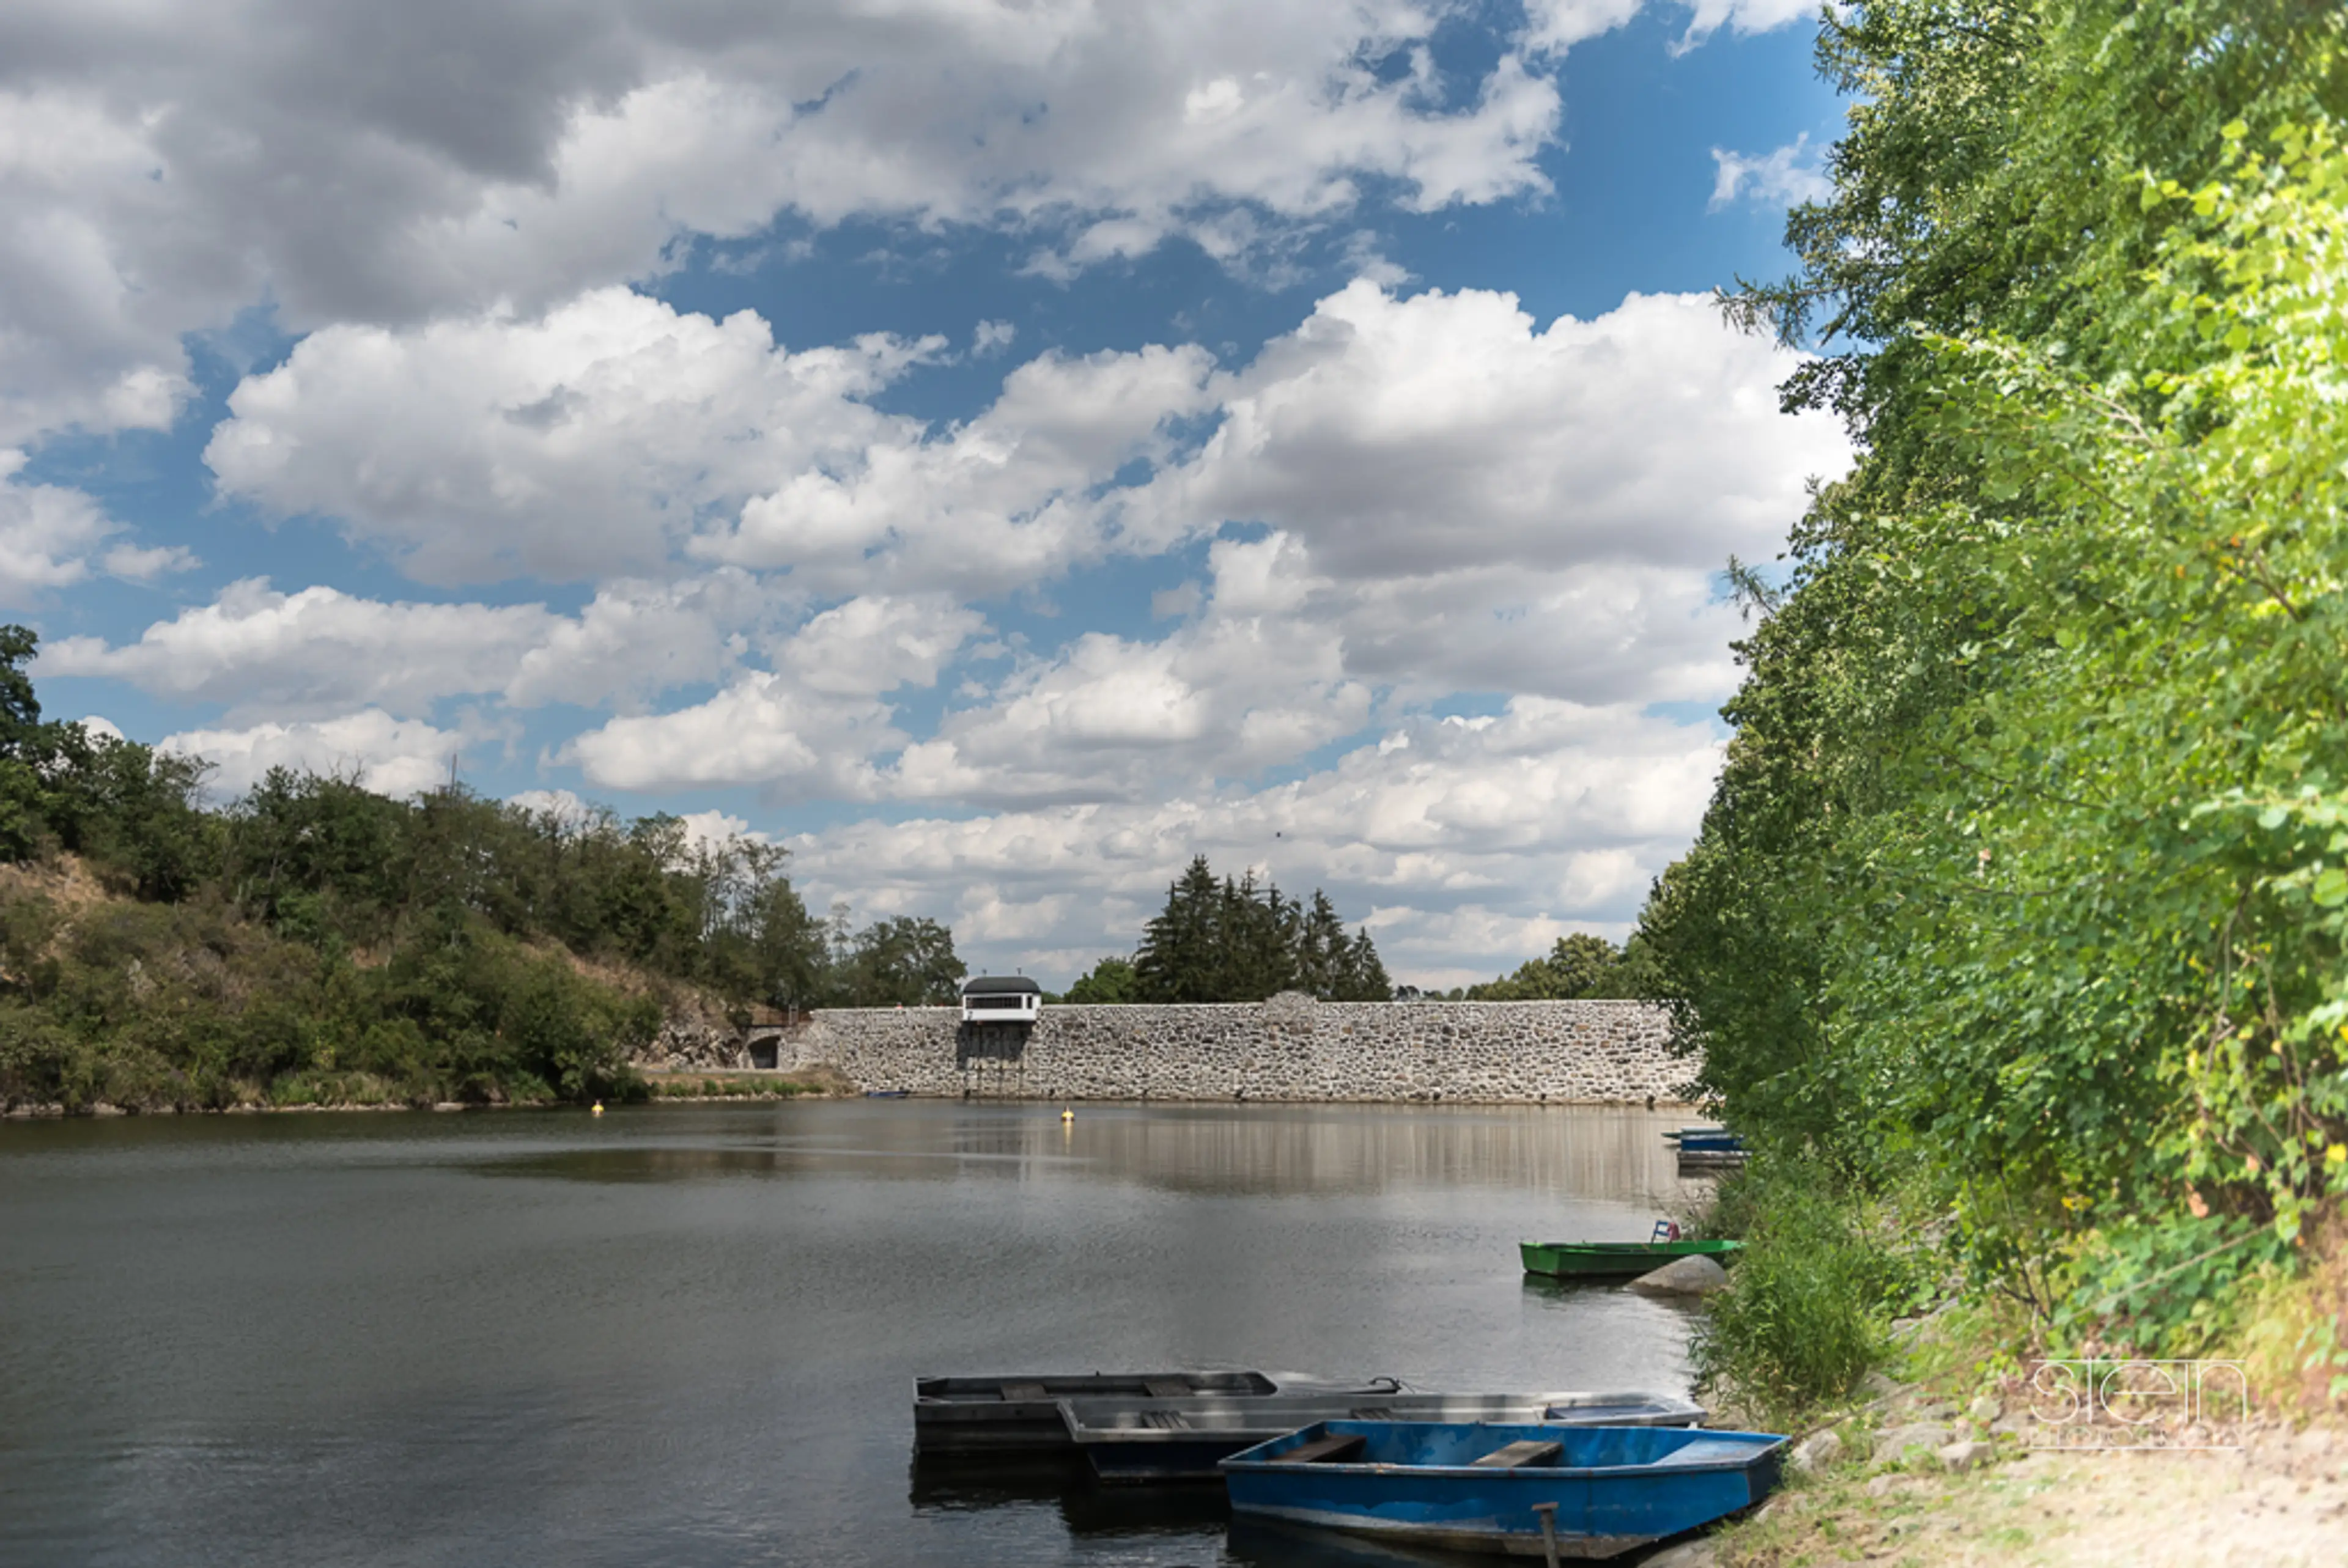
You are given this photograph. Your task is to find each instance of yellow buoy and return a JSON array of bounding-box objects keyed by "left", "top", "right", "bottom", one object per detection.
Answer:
[
  {"left": 1060, "top": 1107, "right": 1074, "bottom": 1122},
  {"left": 591, "top": 1101, "right": 605, "bottom": 1116}
]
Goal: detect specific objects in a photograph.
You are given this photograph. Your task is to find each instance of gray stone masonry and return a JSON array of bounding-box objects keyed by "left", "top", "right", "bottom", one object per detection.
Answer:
[{"left": 776, "top": 995, "right": 1696, "bottom": 1103}]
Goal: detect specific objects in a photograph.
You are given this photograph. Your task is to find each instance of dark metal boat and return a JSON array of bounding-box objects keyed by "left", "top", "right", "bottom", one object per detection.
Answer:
[{"left": 912, "top": 1371, "right": 1400, "bottom": 1453}]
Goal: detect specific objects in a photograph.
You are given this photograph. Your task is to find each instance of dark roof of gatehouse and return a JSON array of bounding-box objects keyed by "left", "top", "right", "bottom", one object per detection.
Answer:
[{"left": 962, "top": 974, "right": 1043, "bottom": 995}]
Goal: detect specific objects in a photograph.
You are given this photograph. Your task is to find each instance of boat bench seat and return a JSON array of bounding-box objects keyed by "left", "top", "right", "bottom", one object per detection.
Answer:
[
  {"left": 1471, "top": 1439, "right": 1563, "bottom": 1469},
  {"left": 1650, "top": 1439, "right": 1756, "bottom": 1466},
  {"left": 1142, "top": 1377, "right": 1192, "bottom": 1398},
  {"left": 1275, "top": 1432, "right": 1368, "bottom": 1465},
  {"left": 999, "top": 1382, "right": 1049, "bottom": 1402}
]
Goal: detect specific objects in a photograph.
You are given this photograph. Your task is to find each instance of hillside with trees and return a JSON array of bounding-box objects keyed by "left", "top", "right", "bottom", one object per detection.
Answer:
[
  {"left": 1628, "top": 0, "right": 2348, "bottom": 1415},
  {"left": 0, "top": 630, "right": 962, "bottom": 1112},
  {"left": 1063, "top": 856, "right": 1390, "bottom": 1003}
]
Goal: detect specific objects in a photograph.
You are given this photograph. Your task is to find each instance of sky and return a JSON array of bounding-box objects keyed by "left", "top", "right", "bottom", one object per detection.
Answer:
[{"left": 1, "top": 0, "right": 1852, "bottom": 990}]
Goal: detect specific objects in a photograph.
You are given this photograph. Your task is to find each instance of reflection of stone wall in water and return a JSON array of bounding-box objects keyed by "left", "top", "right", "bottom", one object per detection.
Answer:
[{"left": 780, "top": 996, "right": 1695, "bottom": 1104}]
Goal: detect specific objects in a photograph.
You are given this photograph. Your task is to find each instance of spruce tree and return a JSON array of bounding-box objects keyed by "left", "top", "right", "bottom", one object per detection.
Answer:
[
  {"left": 1134, "top": 856, "right": 1222, "bottom": 1001},
  {"left": 1132, "top": 857, "right": 1386, "bottom": 1002}
]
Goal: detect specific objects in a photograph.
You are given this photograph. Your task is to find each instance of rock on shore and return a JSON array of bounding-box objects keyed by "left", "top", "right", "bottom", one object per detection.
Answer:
[{"left": 1628, "top": 1255, "right": 1732, "bottom": 1296}]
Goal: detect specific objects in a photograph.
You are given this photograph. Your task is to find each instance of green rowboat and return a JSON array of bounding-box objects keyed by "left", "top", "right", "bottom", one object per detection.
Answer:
[{"left": 1519, "top": 1239, "right": 1744, "bottom": 1278}]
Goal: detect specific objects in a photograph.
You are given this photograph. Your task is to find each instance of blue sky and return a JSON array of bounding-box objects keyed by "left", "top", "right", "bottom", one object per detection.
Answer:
[{"left": 0, "top": 0, "right": 1850, "bottom": 986}]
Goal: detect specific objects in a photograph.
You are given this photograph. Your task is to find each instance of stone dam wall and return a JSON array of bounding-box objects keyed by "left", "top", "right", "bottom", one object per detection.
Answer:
[{"left": 773, "top": 996, "right": 1697, "bottom": 1104}]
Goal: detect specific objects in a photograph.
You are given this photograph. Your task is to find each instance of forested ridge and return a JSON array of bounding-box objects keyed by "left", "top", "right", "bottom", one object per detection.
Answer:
[
  {"left": 1634, "top": 0, "right": 2348, "bottom": 1409},
  {"left": 0, "top": 631, "right": 963, "bottom": 1112}
]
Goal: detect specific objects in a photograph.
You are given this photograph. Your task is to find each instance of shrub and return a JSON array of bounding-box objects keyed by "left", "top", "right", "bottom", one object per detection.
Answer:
[
  {"left": 2051, "top": 1210, "right": 2292, "bottom": 1359},
  {"left": 1691, "top": 1158, "right": 1929, "bottom": 1420}
]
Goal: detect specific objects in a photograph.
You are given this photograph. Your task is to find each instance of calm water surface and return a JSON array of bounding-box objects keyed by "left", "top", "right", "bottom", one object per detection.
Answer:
[{"left": 0, "top": 1102, "right": 1711, "bottom": 1567}]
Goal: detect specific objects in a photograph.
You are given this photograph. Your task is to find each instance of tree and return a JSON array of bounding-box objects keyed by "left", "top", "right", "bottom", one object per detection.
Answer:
[
  {"left": 1634, "top": 0, "right": 2348, "bottom": 1323},
  {"left": 0, "top": 623, "right": 983, "bottom": 1108},
  {"left": 1065, "top": 957, "right": 1137, "bottom": 1004},
  {"left": 740, "top": 877, "right": 828, "bottom": 1010},
  {"left": 1469, "top": 933, "right": 1623, "bottom": 1000},
  {"left": 1216, "top": 870, "right": 1299, "bottom": 1001},
  {"left": 1132, "top": 857, "right": 1385, "bottom": 1002},
  {"left": 1133, "top": 857, "right": 1224, "bottom": 1002},
  {"left": 0, "top": 625, "right": 41, "bottom": 757},
  {"left": 1327, "top": 924, "right": 1391, "bottom": 1003},
  {"left": 1293, "top": 891, "right": 1349, "bottom": 998},
  {"left": 834, "top": 916, "right": 965, "bottom": 1006}
]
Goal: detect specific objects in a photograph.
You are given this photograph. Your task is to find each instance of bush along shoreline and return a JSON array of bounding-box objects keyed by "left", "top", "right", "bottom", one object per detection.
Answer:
[{"left": 1633, "top": 0, "right": 2348, "bottom": 1437}]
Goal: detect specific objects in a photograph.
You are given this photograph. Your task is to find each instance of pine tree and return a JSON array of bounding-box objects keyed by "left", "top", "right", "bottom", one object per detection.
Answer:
[
  {"left": 1295, "top": 890, "right": 1347, "bottom": 998},
  {"left": 1329, "top": 926, "right": 1391, "bottom": 1002},
  {"left": 1134, "top": 856, "right": 1222, "bottom": 1001},
  {"left": 1132, "top": 858, "right": 1385, "bottom": 1002}
]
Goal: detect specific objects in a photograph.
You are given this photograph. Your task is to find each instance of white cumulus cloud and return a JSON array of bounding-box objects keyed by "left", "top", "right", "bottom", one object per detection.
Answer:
[
  {"left": 0, "top": 0, "right": 1637, "bottom": 446},
  {"left": 1710, "top": 134, "right": 1832, "bottom": 210},
  {"left": 207, "top": 289, "right": 934, "bottom": 585},
  {"left": 0, "top": 452, "right": 188, "bottom": 604},
  {"left": 565, "top": 593, "right": 988, "bottom": 798},
  {"left": 205, "top": 290, "right": 1224, "bottom": 595},
  {"left": 1117, "top": 284, "right": 1850, "bottom": 701},
  {"left": 41, "top": 580, "right": 560, "bottom": 718},
  {"left": 161, "top": 710, "right": 467, "bottom": 799},
  {"left": 42, "top": 570, "right": 766, "bottom": 720},
  {"left": 786, "top": 697, "right": 1724, "bottom": 985}
]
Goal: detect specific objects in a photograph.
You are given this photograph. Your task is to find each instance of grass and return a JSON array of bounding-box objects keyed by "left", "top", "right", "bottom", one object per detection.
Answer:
[{"left": 642, "top": 1069, "right": 846, "bottom": 1100}]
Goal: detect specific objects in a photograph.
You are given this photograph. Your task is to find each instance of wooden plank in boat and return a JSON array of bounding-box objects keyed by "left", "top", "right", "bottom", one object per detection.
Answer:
[
  {"left": 999, "top": 1382, "right": 1049, "bottom": 1402},
  {"left": 1472, "top": 1439, "right": 1563, "bottom": 1469},
  {"left": 1275, "top": 1432, "right": 1367, "bottom": 1465}
]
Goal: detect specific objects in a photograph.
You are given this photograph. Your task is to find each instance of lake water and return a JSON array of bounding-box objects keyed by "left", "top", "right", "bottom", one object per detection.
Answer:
[{"left": 0, "top": 1101, "right": 1710, "bottom": 1567}]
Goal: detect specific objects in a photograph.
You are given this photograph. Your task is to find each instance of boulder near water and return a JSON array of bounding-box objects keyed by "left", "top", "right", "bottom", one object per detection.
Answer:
[
  {"left": 1626, "top": 1254, "right": 1732, "bottom": 1296},
  {"left": 1790, "top": 1428, "right": 1844, "bottom": 1473}
]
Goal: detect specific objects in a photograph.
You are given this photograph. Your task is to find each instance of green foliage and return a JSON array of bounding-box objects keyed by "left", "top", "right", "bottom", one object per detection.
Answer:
[
  {"left": 1639, "top": 0, "right": 2348, "bottom": 1371},
  {"left": 2049, "top": 1212, "right": 2291, "bottom": 1358},
  {"left": 1692, "top": 1159, "right": 1931, "bottom": 1419},
  {"left": 1063, "top": 956, "right": 1138, "bottom": 1004},
  {"left": 216, "top": 774, "right": 840, "bottom": 1009},
  {"left": 1467, "top": 932, "right": 1660, "bottom": 999},
  {"left": 0, "top": 625, "right": 974, "bottom": 1110},
  {"left": 827, "top": 914, "right": 965, "bottom": 1006},
  {"left": 1129, "top": 856, "right": 1388, "bottom": 1003},
  {"left": 0, "top": 882, "right": 662, "bottom": 1110}
]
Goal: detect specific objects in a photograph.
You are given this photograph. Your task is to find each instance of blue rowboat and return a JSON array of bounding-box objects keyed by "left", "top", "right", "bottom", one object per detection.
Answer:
[
  {"left": 1062, "top": 1390, "right": 1706, "bottom": 1485},
  {"left": 1219, "top": 1421, "right": 1785, "bottom": 1558}
]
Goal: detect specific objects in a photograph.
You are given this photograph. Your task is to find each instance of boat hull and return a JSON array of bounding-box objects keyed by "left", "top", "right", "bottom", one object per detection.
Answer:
[
  {"left": 1220, "top": 1421, "right": 1785, "bottom": 1560},
  {"left": 912, "top": 1371, "right": 1387, "bottom": 1452},
  {"left": 1067, "top": 1391, "right": 1706, "bottom": 1485},
  {"left": 1228, "top": 1503, "right": 1648, "bottom": 1559},
  {"left": 1519, "top": 1240, "right": 1743, "bottom": 1278}
]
